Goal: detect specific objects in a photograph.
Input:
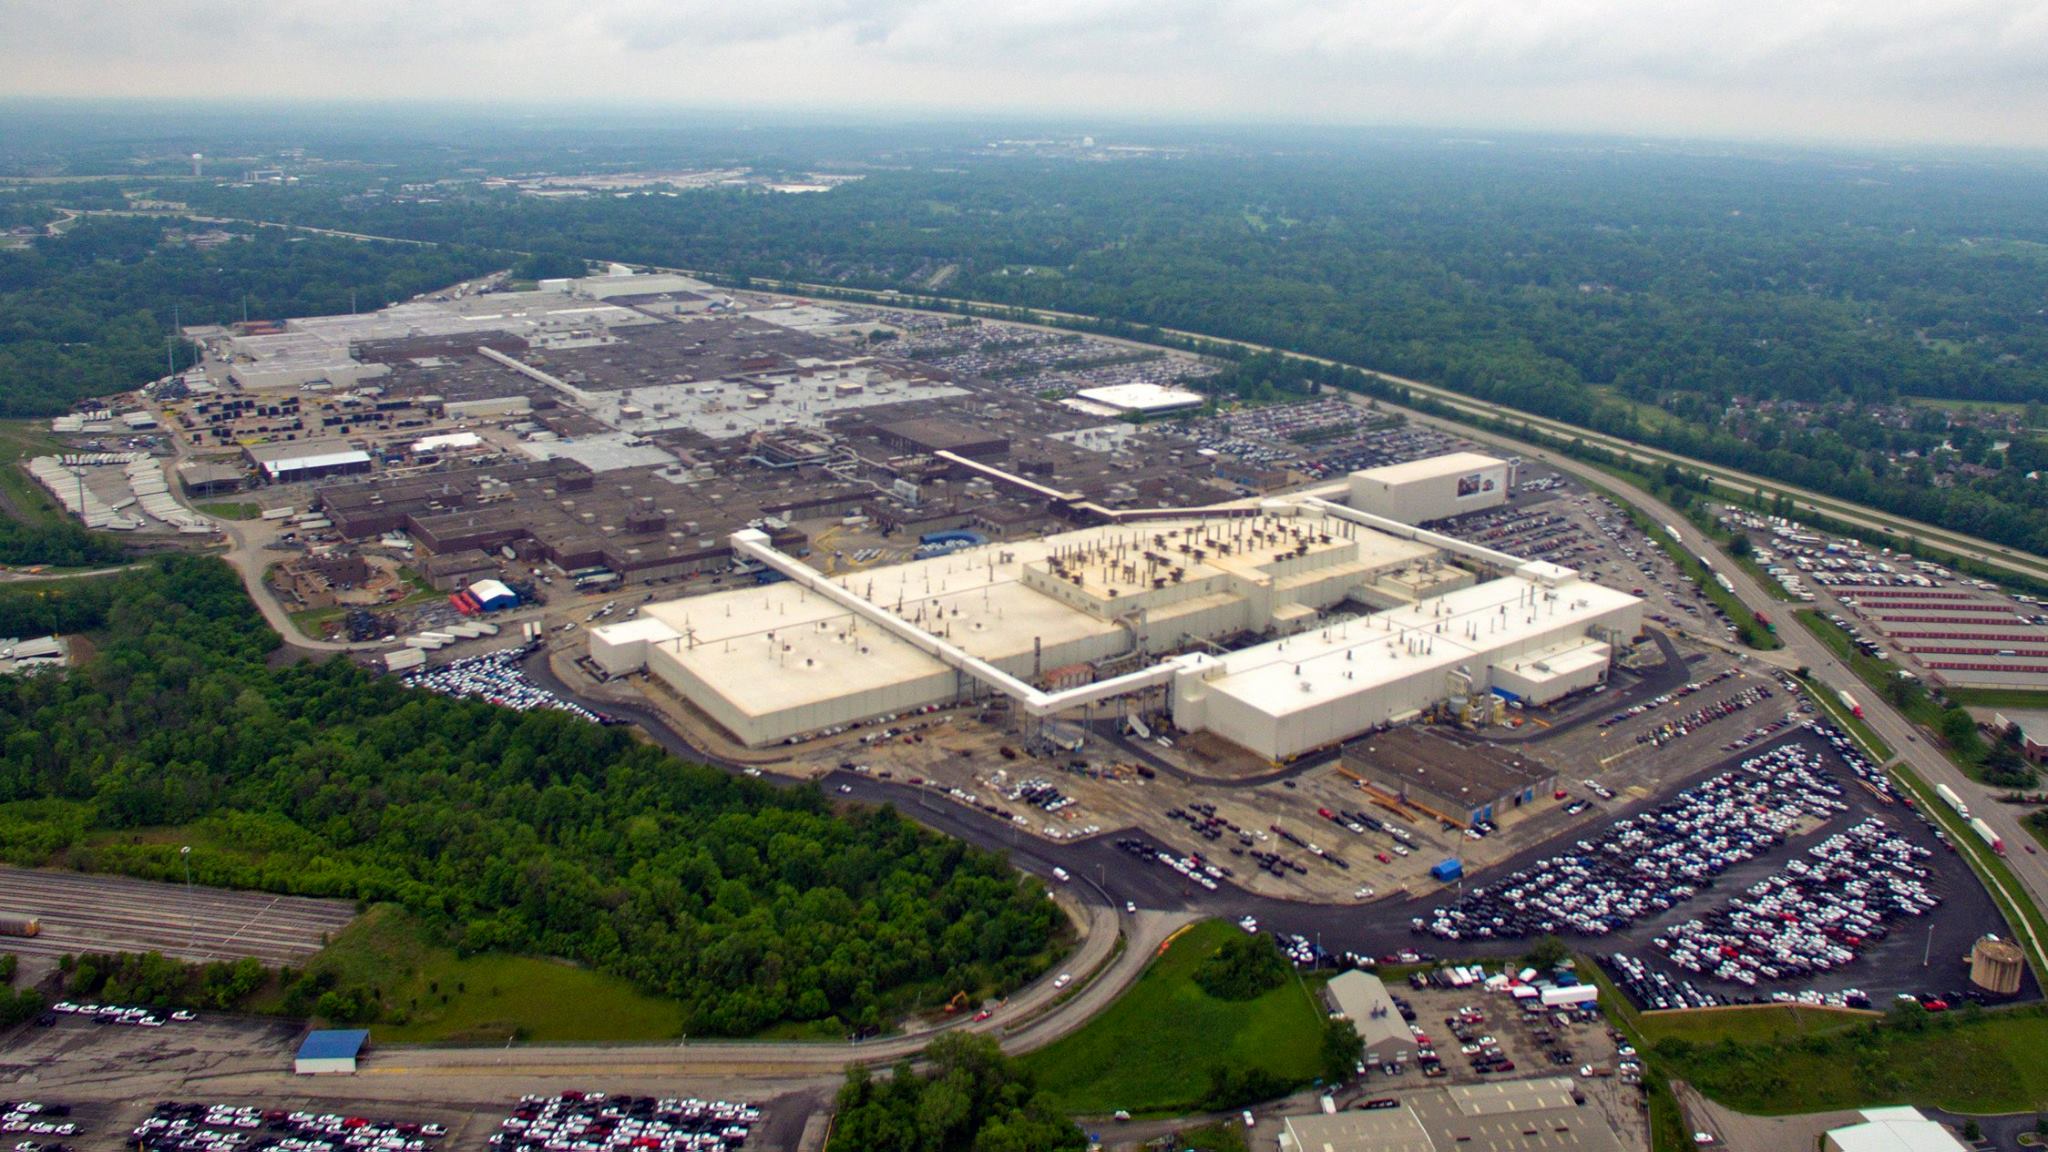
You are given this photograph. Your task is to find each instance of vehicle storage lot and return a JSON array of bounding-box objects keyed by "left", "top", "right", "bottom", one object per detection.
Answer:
[
  {"left": 0, "top": 1012, "right": 809, "bottom": 1152},
  {"left": 1721, "top": 502, "right": 2048, "bottom": 690},
  {"left": 0, "top": 867, "right": 356, "bottom": 967},
  {"left": 1420, "top": 729, "right": 2027, "bottom": 1009}
]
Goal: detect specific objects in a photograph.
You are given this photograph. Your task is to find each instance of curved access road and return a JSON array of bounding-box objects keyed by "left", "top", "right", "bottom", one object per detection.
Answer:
[{"left": 17, "top": 902, "right": 1193, "bottom": 1106}]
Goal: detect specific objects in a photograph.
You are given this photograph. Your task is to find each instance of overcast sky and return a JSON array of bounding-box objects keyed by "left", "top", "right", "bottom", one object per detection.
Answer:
[{"left": 3, "top": 0, "right": 2044, "bottom": 148}]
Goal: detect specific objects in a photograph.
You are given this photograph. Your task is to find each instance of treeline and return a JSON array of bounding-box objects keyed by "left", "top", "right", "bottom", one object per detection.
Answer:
[
  {"left": 0, "top": 557, "right": 1062, "bottom": 1035},
  {"left": 0, "top": 518, "right": 129, "bottom": 568},
  {"left": 172, "top": 144, "right": 2048, "bottom": 553},
  {"left": 0, "top": 215, "right": 506, "bottom": 416},
  {"left": 830, "top": 1033, "right": 1084, "bottom": 1152}
]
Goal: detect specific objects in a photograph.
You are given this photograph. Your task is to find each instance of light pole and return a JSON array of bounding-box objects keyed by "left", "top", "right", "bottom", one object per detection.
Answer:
[{"left": 180, "top": 845, "right": 195, "bottom": 952}]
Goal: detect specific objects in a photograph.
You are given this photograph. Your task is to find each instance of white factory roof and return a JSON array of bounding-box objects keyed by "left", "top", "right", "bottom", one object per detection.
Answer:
[
  {"left": 412, "top": 431, "right": 483, "bottom": 454},
  {"left": 642, "top": 544, "right": 1125, "bottom": 718},
  {"left": 1072, "top": 383, "right": 1206, "bottom": 412},
  {"left": 1828, "top": 1108, "right": 1968, "bottom": 1152},
  {"left": 1195, "top": 574, "right": 1637, "bottom": 717},
  {"left": 1352, "top": 451, "right": 1506, "bottom": 486},
  {"left": 618, "top": 515, "right": 1426, "bottom": 724},
  {"left": 257, "top": 450, "right": 373, "bottom": 479}
]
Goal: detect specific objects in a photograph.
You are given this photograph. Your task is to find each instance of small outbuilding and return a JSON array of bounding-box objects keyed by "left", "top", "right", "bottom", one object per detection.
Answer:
[
  {"left": 293, "top": 1028, "right": 368, "bottom": 1075},
  {"left": 467, "top": 579, "right": 519, "bottom": 611},
  {"left": 1326, "top": 970, "right": 1413, "bottom": 1064}
]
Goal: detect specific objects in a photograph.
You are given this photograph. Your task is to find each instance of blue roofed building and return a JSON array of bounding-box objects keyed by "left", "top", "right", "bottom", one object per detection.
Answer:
[{"left": 294, "top": 1028, "right": 369, "bottom": 1075}]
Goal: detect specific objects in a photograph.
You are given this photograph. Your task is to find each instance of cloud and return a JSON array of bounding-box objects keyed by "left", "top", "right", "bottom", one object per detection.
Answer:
[{"left": 2, "top": 0, "right": 2045, "bottom": 146}]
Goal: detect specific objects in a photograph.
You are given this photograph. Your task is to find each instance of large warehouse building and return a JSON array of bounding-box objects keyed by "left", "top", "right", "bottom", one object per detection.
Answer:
[
  {"left": 1348, "top": 451, "right": 1511, "bottom": 523},
  {"left": 591, "top": 454, "right": 1640, "bottom": 758}
]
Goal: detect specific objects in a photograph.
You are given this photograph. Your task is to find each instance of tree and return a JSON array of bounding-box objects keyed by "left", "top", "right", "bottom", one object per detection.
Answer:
[
  {"left": 1193, "top": 935, "right": 1288, "bottom": 1001},
  {"left": 1522, "top": 935, "right": 1571, "bottom": 971},
  {"left": 1321, "top": 1017, "right": 1365, "bottom": 1084}
]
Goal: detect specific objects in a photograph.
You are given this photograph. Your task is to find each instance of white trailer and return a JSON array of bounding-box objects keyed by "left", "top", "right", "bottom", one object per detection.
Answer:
[
  {"left": 1936, "top": 784, "right": 1970, "bottom": 820},
  {"left": 1970, "top": 817, "right": 2005, "bottom": 856}
]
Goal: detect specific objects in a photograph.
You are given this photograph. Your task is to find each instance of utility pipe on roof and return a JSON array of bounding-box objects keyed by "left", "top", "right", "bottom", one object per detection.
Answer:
[{"left": 729, "top": 529, "right": 1187, "bottom": 718}]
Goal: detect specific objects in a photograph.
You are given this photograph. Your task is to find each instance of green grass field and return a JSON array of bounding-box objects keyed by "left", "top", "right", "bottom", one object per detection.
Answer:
[
  {"left": 1943, "top": 686, "right": 2048, "bottom": 711},
  {"left": 286, "top": 904, "right": 687, "bottom": 1044},
  {"left": 1635, "top": 1004, "right": 1868, "bottom": 1048},
  {"left": 0, "top": 421, "right": 73, "bottom": 529},
  {"left": 198, "top": 501, "right": 261, "bottom": 520},
  {"left": 1659, "top": 1006, "right": 2048, "bottom": 1115},
  {"left": 1018, "top": 921, "right": 1328, "bottom": 1116}
]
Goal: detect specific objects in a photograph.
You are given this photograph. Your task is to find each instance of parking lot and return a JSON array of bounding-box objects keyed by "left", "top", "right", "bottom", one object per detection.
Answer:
[
  {"left": 1434, "top": 467, "right": 1743, "bottom": 647},
  {"left": 0, "top": 867, "right": 356, "bottom": 971},
  {"left": 1721, "top": 503, "right": 2048, "bottom": 690},
  {"left": 1417, "top": 727, "right": 2027, "bottom": 1009},
  {"left": 404, "top": 645, "right": 616, "bottom": 723},
  {"left": 1306, "top": 971, "right": 1646, "bottom": 1150}
]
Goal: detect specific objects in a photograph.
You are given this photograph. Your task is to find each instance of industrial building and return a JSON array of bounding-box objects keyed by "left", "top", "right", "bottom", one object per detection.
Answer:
[
  {"left": 1278, "top": 1079, "right": 1623, "bottom": 1152},
  {"left": 1325, "top": 970, "right": 1413, "bottom": 1064},
  {"left": 244, "top": 440, "right": 373, "bottom": 483},
  {"left": 1067, "top": 382, "right": 1206, "bottom": 416},
  {"left": 292, "top": 1029, "right": 368, "bottom": 1075},
  {"left": 1348, "top": 452, "right": 1512, "bottom": 523},
  {"left": 592, "top": 462, "right": 1640, "bottom": 758},
  {"left": 1342, "top": 731, "right": 1557, "bottom": 827},
  {"left": 1824, "top": 1107, "right": 1968, "bottom": 1152}
]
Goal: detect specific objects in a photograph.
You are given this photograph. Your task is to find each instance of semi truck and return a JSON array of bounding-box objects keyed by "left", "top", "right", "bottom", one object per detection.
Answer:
[
  {"left": 1838, "top": 690, "right": 1863, "bottom": 718},
  {"left": 1970, "top": 817, "right": 2006, "bottom": 856},
  {"left": 1936, "top": 784, "right": 1970, "bottom": 820}
]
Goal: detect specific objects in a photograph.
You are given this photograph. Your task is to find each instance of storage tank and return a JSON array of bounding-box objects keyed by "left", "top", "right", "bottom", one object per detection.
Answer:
[
  {"left": 0, "top": 915, "right": 41, "bottom": 937},
  {"left": 1969, "top": 935, "right": 2025, "bottom": 996}
]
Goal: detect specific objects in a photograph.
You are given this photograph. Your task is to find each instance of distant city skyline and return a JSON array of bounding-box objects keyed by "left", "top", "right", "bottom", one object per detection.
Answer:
[{"left": 1, "top": 0, "right": 2044, "bottom": 150}]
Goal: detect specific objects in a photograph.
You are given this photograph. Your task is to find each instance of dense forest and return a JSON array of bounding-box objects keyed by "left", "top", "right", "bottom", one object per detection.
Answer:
[
  {"left": 163, "top": 140, "right": 2048, "bottom": 552},
  {"left": 0, "top": 213, "right": 505, "bottom": 416},
  {"left": 0, "top": 558, "right": 1063, "bottom": 1035}
]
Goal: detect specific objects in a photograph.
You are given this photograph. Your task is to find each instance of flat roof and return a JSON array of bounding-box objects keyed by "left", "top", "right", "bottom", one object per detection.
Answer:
[
  {"left": 296, "top": 1029, "right": 368, "bottom": 1060},
  {"left": 1352, "top": 451, "right": 1507, "bottom": 486},
  {"left": 1829, "top": 1109, "right": 1968, "bottom": 1152},
  {"left": 625, "top": 514, "right": 1435, "bottom": 724},
  {"left": 1284, "top": 1109, "right": 1433, "bottom": 1152},
  {"left": 1199, "top": 574, "right": 1639, "bottom": 718},
  {"left": 1345, "top": 729, "right": 1553, "bottom": 806},
  {"left": 1073, "top": 383, "right": 1205, "bottom": 412},
  {"left": 262, "top": 451, "right": 373, "bottom": 478},
  {"left": 246, "top": 439, "right": 362, "bottom": 464},
  {"left": 1284, "top": 1079, "right": 1621, "bottom": 1152}
]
